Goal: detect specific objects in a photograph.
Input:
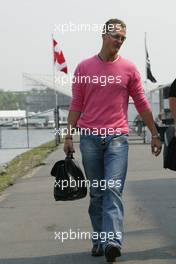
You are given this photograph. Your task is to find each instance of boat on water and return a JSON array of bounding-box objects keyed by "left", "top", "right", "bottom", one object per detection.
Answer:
[
  {"left": 47, "top": 120, "right": 55, "bottom": 129},
  {"left": 11, "top": 121, "right": 20, "bottom": 129},
  {"left": 35, "top": 122, "right": 45, "bottom": 129}
]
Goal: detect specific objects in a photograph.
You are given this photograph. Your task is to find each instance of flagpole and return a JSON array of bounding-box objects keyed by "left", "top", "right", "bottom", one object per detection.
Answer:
[
  {"left": 144, "top": 32, "right": 149, "bottom": 94},
  {"left": 52, "top": 34, "right": 58, "bottom": 107},
  {"left": 52, "top": 34, "right": 59, "bottom": 145},
  {"left": 52, "top": 36, "right": 68, "bottom": 145},
  {"left": 144, "top": 32, "right": 147, "bottom": 84}
]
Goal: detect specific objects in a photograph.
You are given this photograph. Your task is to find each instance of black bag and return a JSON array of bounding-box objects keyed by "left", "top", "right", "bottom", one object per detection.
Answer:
[
  {"left": 51, "top": 154, "right": 87, "bottom": 201},
  {"left": 163, "top": 126, "right": 176, "bottom": 171}
]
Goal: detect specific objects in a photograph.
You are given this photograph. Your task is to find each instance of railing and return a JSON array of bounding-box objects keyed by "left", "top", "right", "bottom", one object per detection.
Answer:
[{"left": 0, "top": 107, "right": 147, "bottom": 149}]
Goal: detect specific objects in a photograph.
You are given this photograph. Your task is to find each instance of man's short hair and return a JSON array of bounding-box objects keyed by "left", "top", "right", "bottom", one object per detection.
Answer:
[{"left": 102, "top": 18, "right": 126, "bottom": 35}]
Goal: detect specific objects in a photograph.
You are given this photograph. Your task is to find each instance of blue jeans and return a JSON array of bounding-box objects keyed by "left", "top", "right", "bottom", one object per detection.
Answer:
[{"left": 80, "top": 134, "right": 128, "bottom": 249}]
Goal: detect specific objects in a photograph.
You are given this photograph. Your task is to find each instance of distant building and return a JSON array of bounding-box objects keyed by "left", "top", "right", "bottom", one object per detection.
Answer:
[
  {"left": 0, "top": 109, "right": 68, "bottom": 127},
  {"left": 0, "top": 110, "right": 26, "bottom": 125},
  {"left": 59, "top": 109, "right": 68, "bottom": 124},
  {"left": 29, "top": 109, "right": 68, "bottom": 125},
  {"left": 26, "top": 89, "right": 70, "bottom": 112}
]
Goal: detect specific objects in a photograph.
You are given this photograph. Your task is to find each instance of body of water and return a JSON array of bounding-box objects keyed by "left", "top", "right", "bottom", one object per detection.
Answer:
[
  {"left": 0, "top": 128, "right": 56, "bottom": 165},
  {"left": 0, "top": 127, "right": 55, "bottom": 149}
]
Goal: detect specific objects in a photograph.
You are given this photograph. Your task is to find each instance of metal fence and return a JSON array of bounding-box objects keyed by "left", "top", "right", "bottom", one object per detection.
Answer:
[{"left": 0, "top": 108, "right": 147, "bottom": 150}]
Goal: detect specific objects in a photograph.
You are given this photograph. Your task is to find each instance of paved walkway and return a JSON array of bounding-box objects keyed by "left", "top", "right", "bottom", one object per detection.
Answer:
[{"left": 0, "top": 143, "right": 176, "bottom": 263}]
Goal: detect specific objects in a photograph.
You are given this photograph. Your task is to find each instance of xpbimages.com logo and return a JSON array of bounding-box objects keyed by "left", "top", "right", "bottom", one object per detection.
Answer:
[
  {"left": 54, "top": 21, "right": 122, "bottom": 34},
  {"left": 55, "top": 74, "right": 122, "bottom": 87},
  {"left": 54, "top": 178, "right": 122, "bottom": 191},
  {"left": 54, "top": 229, "right": 122, "bottom": 243},
  {"left": 55, "top": 126, "right": 122, "bottom": 138}
]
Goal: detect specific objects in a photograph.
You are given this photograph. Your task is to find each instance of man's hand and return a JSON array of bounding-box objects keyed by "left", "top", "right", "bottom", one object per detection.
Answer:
[
  {"left": 63, "top": 138, "right": 75, "bottom": 156},
  {"left": 151, "top": 138, "right": 162, "bottom": 156},
  {"left": 139, "top": 110, "right": 162, "bottom": 156}
]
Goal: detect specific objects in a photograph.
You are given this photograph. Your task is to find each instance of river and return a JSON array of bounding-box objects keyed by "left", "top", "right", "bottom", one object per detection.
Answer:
[{"left": 0, "top": 127, "right": 55, "bottom": 165}]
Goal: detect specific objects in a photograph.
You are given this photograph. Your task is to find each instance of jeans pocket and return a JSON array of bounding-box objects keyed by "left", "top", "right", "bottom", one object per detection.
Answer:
[{"left": 111, "top": 135, "right": 128, "bottom": 144}]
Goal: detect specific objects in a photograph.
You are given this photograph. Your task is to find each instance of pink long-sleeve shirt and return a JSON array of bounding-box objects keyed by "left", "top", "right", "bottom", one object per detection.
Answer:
[{"left": 69, "top": 55, "right": 151, "bottom": 135}]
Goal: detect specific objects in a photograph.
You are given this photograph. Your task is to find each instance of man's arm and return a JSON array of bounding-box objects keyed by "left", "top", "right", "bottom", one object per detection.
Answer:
[
  {"left": 140, "top": 110, "right": 162, "bottom": 156},
  {"left": 63, "top": 111, "right": 81, "bottom": 155},
  {"left": 128, "top": 68, "right": 162, "bottom": 156},
  {"left": 169, "top": 97, "right": 176, "bottom": 122}
]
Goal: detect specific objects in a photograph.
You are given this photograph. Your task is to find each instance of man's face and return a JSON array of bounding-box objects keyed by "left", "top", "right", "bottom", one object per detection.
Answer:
[{"left": 103, "top": 23, "right": 126, "bottom": 54}]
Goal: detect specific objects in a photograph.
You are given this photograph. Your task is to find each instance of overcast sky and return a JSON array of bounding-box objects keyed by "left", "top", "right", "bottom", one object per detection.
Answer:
[{"left": 0, "top": 0, "right": 175, "bottom": 91}]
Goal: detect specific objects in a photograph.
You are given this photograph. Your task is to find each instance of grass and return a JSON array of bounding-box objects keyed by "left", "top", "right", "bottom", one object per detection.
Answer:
[{"left": 0, "top": 140, "right": 57, "bottom": 193}]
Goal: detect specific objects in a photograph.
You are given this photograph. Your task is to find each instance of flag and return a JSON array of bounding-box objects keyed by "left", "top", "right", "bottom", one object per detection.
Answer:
[
  {"left": 53, "top": 38, "right": 68, "bottom": 74},
  {"left": 145, "top": 33, "right": 156, "bottom": 83}
]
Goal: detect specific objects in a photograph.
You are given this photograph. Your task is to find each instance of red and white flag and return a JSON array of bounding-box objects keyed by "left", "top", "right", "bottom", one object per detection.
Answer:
[{"left": 53, "top": 38, "right": 68, "bottom": 74}]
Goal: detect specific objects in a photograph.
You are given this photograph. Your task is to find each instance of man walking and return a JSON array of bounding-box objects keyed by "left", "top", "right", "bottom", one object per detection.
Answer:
[
  {"left": 64, "top": 18, "right": 162, "bottom": 262},
  {"left": 169, "top": 79, "right": 176, "bottom": 121}
]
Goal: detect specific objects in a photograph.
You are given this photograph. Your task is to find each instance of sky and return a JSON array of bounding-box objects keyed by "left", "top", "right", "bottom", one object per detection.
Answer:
[{"left": 0, "top": 0, "right": 176, "bottom": 91}]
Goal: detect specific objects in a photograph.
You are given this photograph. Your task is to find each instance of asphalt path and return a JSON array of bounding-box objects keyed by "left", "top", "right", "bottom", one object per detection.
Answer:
[{"left": 0, "top": 143, "right": 176, "bottom": 263}]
